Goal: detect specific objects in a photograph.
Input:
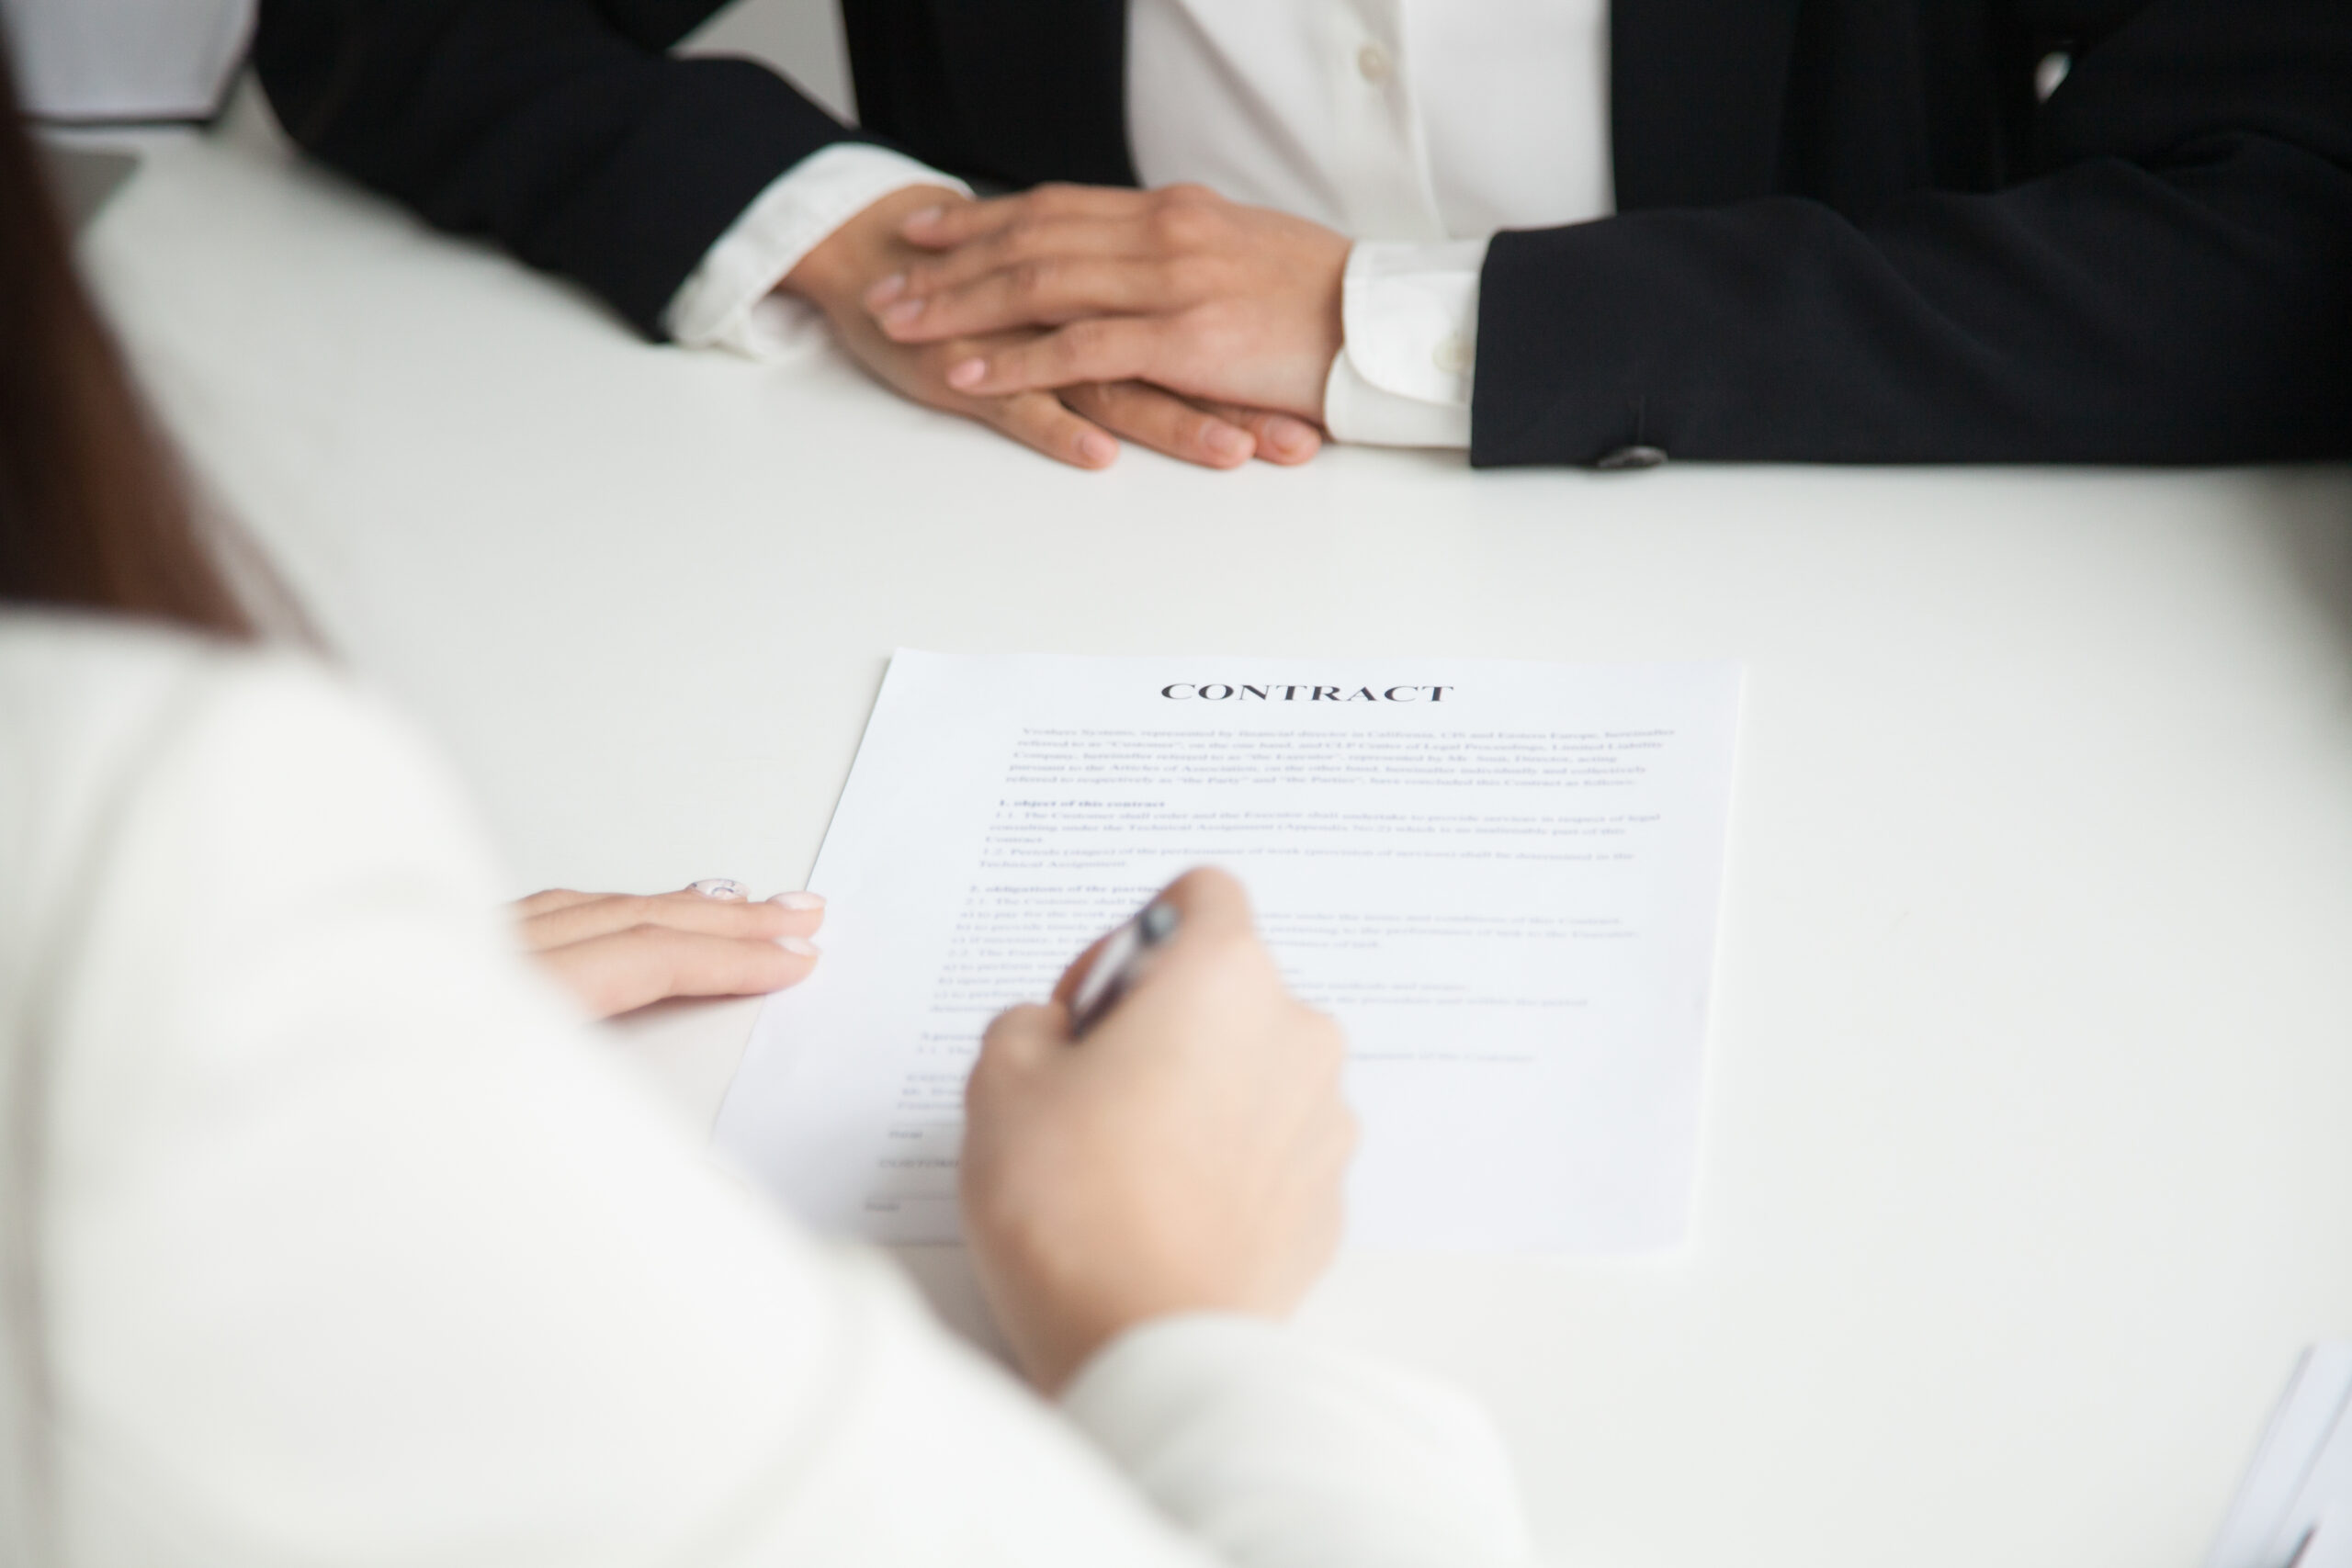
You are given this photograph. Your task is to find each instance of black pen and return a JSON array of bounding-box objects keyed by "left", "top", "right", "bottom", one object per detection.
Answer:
[{"left": 1068, "top": 898, "right": 1181, "bottom": 1039}]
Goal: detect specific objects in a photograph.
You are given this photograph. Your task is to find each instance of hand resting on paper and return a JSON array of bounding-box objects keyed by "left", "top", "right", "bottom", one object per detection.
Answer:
[
  {"left": 786, "top": 185, "right": 1322, "bottom": 471},
  {"left": 867, "top": 183, "right": 1351, "bottom": 430},
  {"left": 960, "top": 867, "right": 1357, "bottom": 1393},
  {"left": 515, "top": 882, "right": 826, "bottom": 1018}
]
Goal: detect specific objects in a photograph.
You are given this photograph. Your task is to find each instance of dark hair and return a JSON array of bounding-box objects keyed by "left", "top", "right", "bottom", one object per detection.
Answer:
[{"left": 0, "top": 32, "right": 254, "bottom": 638}]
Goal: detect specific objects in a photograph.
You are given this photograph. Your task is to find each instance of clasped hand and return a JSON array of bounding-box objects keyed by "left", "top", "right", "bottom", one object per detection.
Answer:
[{"left": 788, "top": 182, "right": 1349, "bottom": 472}]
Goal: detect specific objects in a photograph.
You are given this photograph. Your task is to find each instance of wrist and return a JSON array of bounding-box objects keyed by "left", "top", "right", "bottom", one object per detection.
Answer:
[
  {"left": 1302, "top": 232, "right": 1351, "bottom": 425},
  {"left": 973, "top": 1223, "right": 1281, "bottom": 1395},
  {"left": 783, "top": 183, "right": 968, "bottom": 312},
  {"left": 968, "top": 1237, "right": 1146, "bottom": 1396}
]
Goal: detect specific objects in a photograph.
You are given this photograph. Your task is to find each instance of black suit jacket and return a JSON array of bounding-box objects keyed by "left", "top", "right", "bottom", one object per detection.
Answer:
[{"left": 255, "top": 0, "right": 2352, "bottom": 467}]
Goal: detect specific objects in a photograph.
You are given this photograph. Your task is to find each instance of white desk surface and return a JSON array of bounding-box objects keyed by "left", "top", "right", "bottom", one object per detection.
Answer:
[{"left": 79, "top": 112, "right": 2352, "bottom": 1568}]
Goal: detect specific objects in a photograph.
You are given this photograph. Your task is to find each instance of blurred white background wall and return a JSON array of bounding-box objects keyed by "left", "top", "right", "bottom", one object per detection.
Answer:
[{"left": 3, "top": 0, "right": 252, "bottom": 121}]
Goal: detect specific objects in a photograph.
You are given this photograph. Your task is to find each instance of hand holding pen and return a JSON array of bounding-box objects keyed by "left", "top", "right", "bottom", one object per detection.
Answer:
[{"left": 956, "top": 868, "right": 1357, "bottom": 1393}]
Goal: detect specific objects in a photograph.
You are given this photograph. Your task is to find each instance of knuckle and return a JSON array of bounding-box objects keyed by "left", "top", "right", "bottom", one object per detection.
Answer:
[
  {"left": 1148, "top": 206, "right": 1204, "bottom": 249},
  {"left": 973, "top": 1006, "right": 1049, "bottom": 1084},
  {"left": 1177, "top": 864, "right": 1238, "bottom": 902},
  {"left": 1013, "top": 257, "right": 1056, "bottom": 299}
]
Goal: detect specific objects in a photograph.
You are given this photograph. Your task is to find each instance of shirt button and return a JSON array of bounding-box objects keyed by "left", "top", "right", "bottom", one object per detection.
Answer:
[
  {"left": 1595, "top": 445, "right": 1668, "bottom": 470},
  {"left": 1431, "top": 334, "right": 1474, "bottom": 374},
  {"left": 2034, "top": 50, "right": 2072, "bottom": 101},
  {"left": 1356, "top": 42, "right": 1393, "bottom": 84}
]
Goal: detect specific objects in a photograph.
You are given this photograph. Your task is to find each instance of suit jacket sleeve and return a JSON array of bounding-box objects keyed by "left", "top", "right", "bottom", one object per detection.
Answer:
[
  {"left": 1471, "top": 0, "right": 2352, "bottom": 467},
  {"left": 254, "top": 0, "right": 861, "bottom": 337}
]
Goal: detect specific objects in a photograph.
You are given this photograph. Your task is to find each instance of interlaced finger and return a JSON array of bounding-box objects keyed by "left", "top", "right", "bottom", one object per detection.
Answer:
[
  {"left": 945, "top": 318, "right": 1171, "bottom": 397},
  {"left": 1060, "top": 381, "right": 1255, "bottom": 468},
  {"left": 879, "top": 254, "right": 1192, "bottom": 344},
  {"left": 876, "top": 218, "right": 1160, "bottom": 319},
  {"left": 898, "top": 185, "right": 1155, "bottom": 252},
  {"left": 979, "top": 386, "right": 1124, "bottom": 469},
  {"left": 1192, "top": 399, "right": 1325, "bottom": 465}
]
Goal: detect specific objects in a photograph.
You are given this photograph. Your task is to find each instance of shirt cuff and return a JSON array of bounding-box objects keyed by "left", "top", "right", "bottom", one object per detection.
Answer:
[
  {"left": 662, "top": 143, "right": 971, "bottom": 362},
  {"left": 1061, "top": 1313, "right": 1532, "bottom": 1566},
  {"left": 1319, "top": 238, "right": 1487, "bottom": 449}
]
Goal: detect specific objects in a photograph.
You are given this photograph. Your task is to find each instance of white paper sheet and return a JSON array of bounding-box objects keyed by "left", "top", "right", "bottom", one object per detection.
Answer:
[
  {"left": 717, "top": 651, "right": 1743, "bottom": 1253},
  {"left": 2206, "top": 1345, "right": 2352, "bottom": 1568}
]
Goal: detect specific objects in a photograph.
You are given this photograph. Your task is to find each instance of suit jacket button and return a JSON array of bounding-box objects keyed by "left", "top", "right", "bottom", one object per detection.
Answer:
[{"left": 1595, "top": 445, "right": 1668, "bottom": 470}]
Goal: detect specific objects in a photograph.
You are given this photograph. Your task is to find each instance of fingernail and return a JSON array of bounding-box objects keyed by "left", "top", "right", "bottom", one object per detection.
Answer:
[
  {"left": 945, "top": 357, "right": 987, "bottom": 389},
  {"left": 1079, "top": 432, "right": 1118, "bottom": 467},
  {"left": 768, "top": 891, "right": 826, "bottom": 910},
  {"left": 777, "top": 935, "right": 821, "bottom": 957},
  {"left": 901, "top": 206, "right": 943, "bottom": 232},
  {"left": 1266, "top": 417, "right": 1313, "bottom": 454},
  {"left": 865, "top": 272, "right": 907, "bottom": 308},
  {"left": 690, "top": 878, "right": 749, "bottom": 901},
  {"left": 881, "top": 297, "right": 925, "bottom": 329},
  {"left": 1205, "top": 424, "right": 1250, "bottom": 459}
]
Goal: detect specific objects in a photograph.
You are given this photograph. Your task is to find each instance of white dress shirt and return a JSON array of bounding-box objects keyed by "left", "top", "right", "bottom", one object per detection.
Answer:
[
  {"left": 666, "top": 0, "right": 1613, "bottom": 448},
  {"left": 0, "top": 612, "right": 1533, "bottom": 1567}
]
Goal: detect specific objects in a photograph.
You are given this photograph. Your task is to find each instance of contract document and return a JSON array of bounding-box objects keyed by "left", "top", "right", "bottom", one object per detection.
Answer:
[{"left": 718, "top": 651, "right": 1743, "bottom": 1253}]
